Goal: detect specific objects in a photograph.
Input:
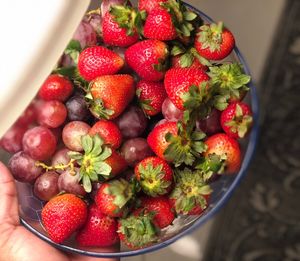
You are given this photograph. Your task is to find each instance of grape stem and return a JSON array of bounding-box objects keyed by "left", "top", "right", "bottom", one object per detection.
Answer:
[{"left": 35, "top": 159, "right": 76, "bottom": 175}]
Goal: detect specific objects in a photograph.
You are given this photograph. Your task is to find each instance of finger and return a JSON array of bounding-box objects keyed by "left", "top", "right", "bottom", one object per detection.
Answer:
[{"left": 0, "top": 161, "right": 19, "bottom": 226}]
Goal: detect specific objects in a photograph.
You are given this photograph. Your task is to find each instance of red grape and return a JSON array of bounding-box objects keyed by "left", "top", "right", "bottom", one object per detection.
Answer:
[
  {"left": 73, "top": 20, "right": 97, "bottom": 48},
  {"left": 58, "top": 168, "right": 86, "bottom": 196},
  {"left": 114, "top": 106, "right": 148, "bottom": 139},
  {"left": 8, "top": 151, "right": 43, "bottom": 183},
  {"left": 85, "top": 13, "right": 102, "bottom": 37},
  {"left": 22, "top": 126, "right": 57, "bottom": 161},
  {"left": 66, "top": 95, "right": 91, "bottom": 121},
  {"left": 162, "top": 98, "right": 183, "bottom": 121},
  {"left": 121, "top": 138, "right": 153, "bottom": 167},
  {"left": 0, "top": 124, "right": 27, "bottom": 153},
  {"left": 51, "top": 148, "right": 71, "bottom": 174},
  {"left": 33, "top": 171, "right": 60, "bottom": 201},
  {"left": 37, "top": 100, "right": 67, "bottom": 128},
  {"left": 196, "top": 109, "right": 222, "bottom": 136},
  {"left": 62, "top": 121, "right": 91, "bottom": 151},
  {"left": 15, "top": 103, "right": 37, "bottom": 127}
]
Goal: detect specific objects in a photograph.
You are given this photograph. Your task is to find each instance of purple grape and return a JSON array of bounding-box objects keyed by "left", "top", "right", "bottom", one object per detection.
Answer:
[
  {"left": 121, "top": 138, "right": 153, "bottom": 167},
  {"left": 196, "top": 109, "right": 222, "bottom": 136},
  {"left": 0, "top": 124, "right": 27, "bottom": 154},
  {"left": 51, "top": 148, "right": 71, "bottom": 174},
  {"left": 162, "top": 98, "right": 183, "bottom": 121},
  {"left": 84, "top": 13, "right": 103, "bottom": 37},
  {"left": 33, "top": 171, "right": 60, "bottom": 201},
  {"left": 58, "top": 168, "right": 86, "bottom": 196},
  {"left": 66, "top": 95, "right": 91, "bottom": 121},
  {"left": 8, "top": 151, "right": 43, "bottom": 183},
  {"left": 73, "top": 20, "right": 97, "bottom": 49},
  {"left": 114, "top": 106, "right": 148, "bottom": 139}
]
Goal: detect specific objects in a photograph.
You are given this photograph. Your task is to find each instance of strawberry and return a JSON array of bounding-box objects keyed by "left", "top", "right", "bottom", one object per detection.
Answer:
[
  {"left": 140, "top": 196, "right": 175, "bottom": 228},
  {"left": 164, "top": 68, "right": 210, "bottom": 110},
  {"left": 135, "top": 156, "right": 173, "bottom": 197},
  {"left": 95, "top": 179, "right": 134, "bottom": 217},
  {"left": 125, "top": 39, "right": 169, "bottom": 82},
  {"left": 68, "top": 134, "right": 127, "bottom": 193},
  {"left": 78, "top": 46, "right": 124, "bottom": 81},
  {"left": 118, "top": 209, "right": 158, "bottom": 249},
  {"left": 138, "top": 0, "right": 167, "bottom": 13},
  {"left": 147, "top": 121, "right": 207, "bottom": 167},
  {"left": 221, "top": 102, "right": 253, "bottom": 139},
  {"left": 143, "top": 9, "right": 177, "bottom": 41},
  {"left": 136, "top": 80, "right": 167, "bottom": 116},
  {"left": 208, "top": 63, "right": 251, "bottom": 103},
  {"left": 76, "top": 204, "right": 119, "bottom": 247},
  {"left": 169, "top": 168, "right": 212, "bottom": 215},
  {"left": 195, "top": 22, "right": 235, "bottom": 61},
  {"left": 41, "top": 193, "right": 88, "bottom": 243},
  {"left": 39, "top": 74, "right": 73, "bottom": 102},
  {"left": 102, "top": 6, "right": 140, "bottom": 47},
  {"left": 88, "top": 74, "right": 135, "bottom": 119},
  {"left": 89, "top": 120, "right": 122, "bottom": 149},
  {"left": 204, "top": 133, "right": 241, "bottom": 174}
]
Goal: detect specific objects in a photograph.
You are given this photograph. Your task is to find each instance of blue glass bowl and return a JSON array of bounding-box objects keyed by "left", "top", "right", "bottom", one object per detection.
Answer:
[{"left": 15, "top": 3, "right": 259, "bottom": 258}]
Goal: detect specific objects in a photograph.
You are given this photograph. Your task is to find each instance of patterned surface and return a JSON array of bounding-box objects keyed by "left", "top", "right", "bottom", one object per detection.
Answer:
[{"left": 204, "top": 1, "right": 300, "bottom": 260}]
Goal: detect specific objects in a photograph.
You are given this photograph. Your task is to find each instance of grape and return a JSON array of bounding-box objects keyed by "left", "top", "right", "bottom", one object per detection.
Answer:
[
  {"left": 37, "top": 100, "right": 67, "bottom": 128},
  {"left": 15, "top": 103, "right": 37, "bottom": 127},
  {"left": 22, "top": 126, "right": 57, "bottom": 161},
  {"left": 33, "top": 171, "right": 60, "bottom": 201},
  {"left": 101, "top": 0, "right": 127, "bottom": 17},
  {"left": 121, "top": 138, "right": 153, "bottom": 167},
  {"left": 58, "top": 168, "right": 86, "bottom": 196},
  {"left": 50, "top": 127, "right": 63, "bottom": 144},
  {"left": 51, "top": 148, "right": 71, "bottom": 174},
  {"left": 62, "top": 121, "right": 91, "bottom": 151},
  {"left": 196, "top": 109, "right": 222, "bottom": 136},
  {"left": 0, "top": 124, "right": 27, "bottom": 153},
  {"left": 90, "top": 182, "right": 102, "bottom": 199},
  {"left": 8, "top": 151, "right": 43, "bottom": 183},
  {"left": 162, "top": 98, "right": 183, "bottom": 121},
  {"left": 114, "top": 106, "right": 148, "bottom": 139},
  {"left": 85, "top": 13, "right": 102, "bottom": 36},
  {"left": 73, "top": 20, "right": 97, "bottom": 49},
  {"left": 66, "top": 95, "right": 92, "bottom": 121}
]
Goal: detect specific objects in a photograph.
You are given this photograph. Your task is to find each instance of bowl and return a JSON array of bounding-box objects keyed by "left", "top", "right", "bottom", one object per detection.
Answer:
[{"left": 1, "top": 2, "right": 259, "bottom": 258}]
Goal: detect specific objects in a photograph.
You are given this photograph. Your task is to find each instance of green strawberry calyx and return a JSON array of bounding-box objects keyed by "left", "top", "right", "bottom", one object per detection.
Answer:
[
  {"left": 64, "top": 39, "right": 82, "bottom": 64},
  {"left": 68, "top": 134, "right": 112, "bottom": 193},
  {"left": 138, "top": 162, "right": 172, "bottom": 197},
  {"left": 110, "top": 5, "right": 146, "bottom": 36},
  {"left": 208, "top": 62, "right": 251, "bottom": 102},
  {"left": 161, "top": 0, "right": 198, "bottom": 38},
  {"left": 85, "top": 92, "right": 115, "bottom": 120},
  {"left": 118, "top": 210, "right": 158, "bottom": 248},
  {"left": 136, "top": 88, "right": 155, "bottom": 116},
  {"left": 104, "top": 179, "right": 134, "bottom": 212},
  {"left": 225, "top": 104, "right": 253, "bottom": 138},
  {"left": 197, "top": 22, "right": 224, "bottom": 52},
  {"left": 170, "top": 168, "right": 212, "bottom": 214},
  {"left": 164, "top": 122, "right": 207, "bottom": 167}
]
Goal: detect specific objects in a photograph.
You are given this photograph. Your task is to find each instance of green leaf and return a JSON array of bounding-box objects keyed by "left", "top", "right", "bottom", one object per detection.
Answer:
[
  {"left": 90, "top": 134, "right": 104, "bottom": 156},
  {"left": 97, "top": 162, "right": 112, "bottom": 176},
  {"left": 183, "top": 11, "right": 197, "bottom": 21},
  {"left": 53, "top": 66, "right": 76, "bottom": 78},
  {"left": 171, "top": 45, "right": 185, "bottom": 56},
  {"left": 180, "top": 52, "right": 193, "bottom": 68},
  {"left": 97, "top": 146, "right": 112, "bottom": 161},
  {"left": 83, "top": 174, "right": 92, "bottom": 193},
  {"left": 64, "top": 40, "right": 82, "bottom": 64},
  {"left": 81, "top": 135, "right": 93, "bottom": 154},
  {"left": 68, "top": 151, "right": 83, "bottom": 160}
]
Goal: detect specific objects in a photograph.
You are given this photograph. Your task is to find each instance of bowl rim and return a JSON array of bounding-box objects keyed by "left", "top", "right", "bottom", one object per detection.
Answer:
[{"left": 20, "top": 3, "right": 260, "bottom": 258}]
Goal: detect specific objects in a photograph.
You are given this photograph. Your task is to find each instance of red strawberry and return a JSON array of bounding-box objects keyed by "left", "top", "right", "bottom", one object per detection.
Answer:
[
  {"left": 169, "top": 168, "right": 212, "bottom": 215},
  {"left": 204, "top": 133, "right": 241, "bottom": 174},
  {"left": 135, "top": 156, "right": 173, "bottom": 197},
  {"left": 95, "top": 179, "right": 134, "bottom": 217},
  {"left": 105, "top": 149, "right": 128, "bottom": 178},
  {"left": 89, "top": 120, "right": 122, "bottom": 149},
  {"left": 39, "top": 74, "right": 73, "bottom": 102},
  {"left": 221, "top": 102, "right": 253, "bottom": 139},
  {"left": 118, "top": 209, "right": 158, "bottom": 249},
  {"left": 76, "top": 204, "right": 119, "bottom": 247},
  {"left": 78, "top": 46, "right": 124, "bottom": 81},
  {"left": 147, "top": 121, "right": 207, "bottom": 167},
  {"left": 143, "top": 9, "right": 177, "bottom": 41},
  {"left": 140, "top": 196, "right": 175, "bottom": 228},
  {"left": 171, "top": 54, "right": 208, "bottom": 70},
  {"left": 195, "top": 22, "right": 235, "bottom": 60},
  {"left": 89, "top": 74, "right": 135, "bottom": 119},
  {"left": 102, "top": 6, "right": 139, "bottom": 47},
  {"left": 41, "top": 194, "right": 88, "bottom": 243},
  {"left": 125, "top": 39, "right": 169, "bottom": 82},
  {"left": 164, "top": 68, "right": 210, "bottom": 110},
  {"left": 138, "top": 0, "right": 167, "bottom": 13},
  {"left": 136, "top": 80, "right": 167, "bottom": 116}
]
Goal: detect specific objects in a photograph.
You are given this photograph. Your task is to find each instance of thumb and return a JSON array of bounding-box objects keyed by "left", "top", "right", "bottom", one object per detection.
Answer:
[{"left": 0, "top": 161, "right": 19, "bottom": 226}]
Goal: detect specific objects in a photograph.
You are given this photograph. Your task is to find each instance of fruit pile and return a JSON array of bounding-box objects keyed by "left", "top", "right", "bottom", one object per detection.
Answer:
[{"left": 0, "top": 0, "right": 253, "bottom": 250}]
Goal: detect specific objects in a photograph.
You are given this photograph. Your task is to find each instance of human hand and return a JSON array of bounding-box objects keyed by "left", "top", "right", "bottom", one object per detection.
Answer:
[{"left": 0, "top": 162, "right": 118, "bottom": 261}]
